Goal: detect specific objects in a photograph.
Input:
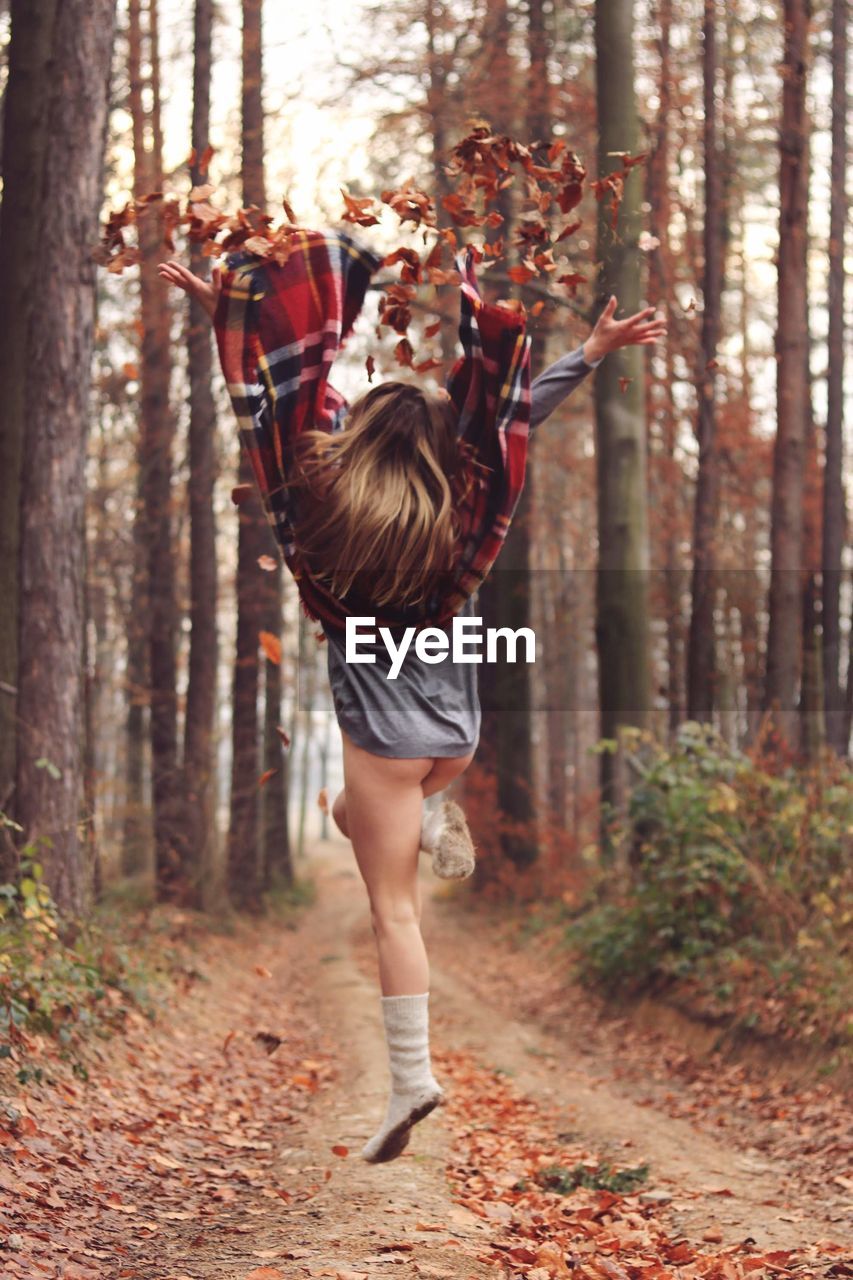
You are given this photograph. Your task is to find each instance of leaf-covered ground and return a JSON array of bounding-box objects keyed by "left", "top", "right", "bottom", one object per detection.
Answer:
[{"left": 1, "top": 838, "right": 850, "bottom": 1279}]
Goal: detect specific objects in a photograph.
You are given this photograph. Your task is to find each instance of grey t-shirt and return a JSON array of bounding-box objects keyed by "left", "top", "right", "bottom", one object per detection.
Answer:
[{"left": 323, "top": 344, "right": 601, "bottom": 758}]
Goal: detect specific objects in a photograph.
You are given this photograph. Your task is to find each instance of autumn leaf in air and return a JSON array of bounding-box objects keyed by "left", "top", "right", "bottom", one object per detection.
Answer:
[{"left": 258, "top": 630, "right": 282, "bottom": 664}]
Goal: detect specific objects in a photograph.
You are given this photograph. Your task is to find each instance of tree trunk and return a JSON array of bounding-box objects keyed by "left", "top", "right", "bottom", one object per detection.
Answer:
[
  {"left": 227, "top": 0, "right": 273, "bottom": 910},
  {"left": 593, "top": 0, "right": 651, "bottom": 827},
  {"left": 182, "top": 0, "right": 220, "bottom": 906},
  {"left": 0, "top": 0, "right": 58, "bottom": 858},
  {"left": 764, "top": 0, "right": 811, "bottom": 747},
  {"left": 646, "top": 0, "right": 684, "bottom": 735},
  {"left": 687, "top": 0, "right": 723, "bottom": 724},
  {"left": 13, "top": 0, "right": 116, "bottom": 914},
  {"left": 122, "top": 460, "right": 151, "bottom": 877},
  {"left": 130, "top": 0, "right": 183, "bottom": 898},
  {"left": 261, "top": 567, "right": 293, "bottom": 888},
  {"left": 822, "top": 0, "right": 848, "bottom": 754}
]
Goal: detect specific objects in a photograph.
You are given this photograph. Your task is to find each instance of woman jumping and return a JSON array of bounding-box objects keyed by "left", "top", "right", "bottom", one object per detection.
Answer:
[{"left": 159, "top": 231, "right": 665, "bottom": 1164}]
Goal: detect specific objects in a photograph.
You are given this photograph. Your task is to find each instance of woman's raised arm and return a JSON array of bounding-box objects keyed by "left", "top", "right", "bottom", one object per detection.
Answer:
[
  {"left": 530, "top": 296, "right": 667, "bottom": 430},
  {"left": 157, "top": 259, "right": 223, "bottom": 319}
]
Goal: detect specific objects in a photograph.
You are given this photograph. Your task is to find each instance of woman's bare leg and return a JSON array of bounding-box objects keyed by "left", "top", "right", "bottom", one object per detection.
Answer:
[{"left": 338, "top": 731, "right": 436, "bottom": 996}]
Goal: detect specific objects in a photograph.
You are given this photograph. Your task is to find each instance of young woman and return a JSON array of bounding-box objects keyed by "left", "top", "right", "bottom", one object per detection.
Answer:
[{"left": 159, "top": 230, "right": 665, "bottom": 1164}]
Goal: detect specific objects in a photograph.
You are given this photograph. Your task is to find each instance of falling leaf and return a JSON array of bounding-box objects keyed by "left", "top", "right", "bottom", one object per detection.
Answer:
[
  {"left": 507, "top": 265, "right": 536, "bottom": 285},
  {"left": 282, "top": 195, "right": 297, "bottom": 223},
  {"left": 414, "top": 357, "right": 442, "bottom": 374},
  {"left": 394, "top": 338, "right": 414, "bottom": 368},
  {"left": 706, "top": 358, "right": 719, "bottom": 370},
  {"left": 619, "top": 377, "right": 633, "bottom": 393},
  {"left": 259, "top": 631, "right": 282, "bottom": 664},
  {"left": 424, "top": 319, "right": 442, "bottom": 339},
  {"left": 557, "top": 271, "right": 586, "bottom": 293},
  {"left": 122, "top": 362, "right": 139, "bottom": 380},
  {"left": 340, "top": 188, "right": 379, "bottom": 227},
  {"left": 258, "top": 769, "right": 278, "bottom": 789},
  {"left": 331, "top": 1144, "right": 349, "bottom": 1157},
  {"left": 276, "top": 725, "right": 291, "bottom": 748},
  {"left": 365, "top": 354, "right": 376, "bottom": 383},
  {"left": 231, "top": 483, "right": 253, "bottom": 505},
  {"left": 254, "top": 1031, "right": 283, "bottom": 1055},
  {"left": 257, "top": 554, "right": 277, "bottom": 572},
  {"left": 254, "top": 965, "right": 272, "bottom": 978}
]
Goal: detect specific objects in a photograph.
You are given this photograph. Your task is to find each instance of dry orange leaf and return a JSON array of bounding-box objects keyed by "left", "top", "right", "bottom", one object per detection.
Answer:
[
  {"left": 331, "top": 1144, "right": 349, "bottom": 1157},
  {"left": 257, "top": 554, "right": 277, "bottom": 572},
  {"left": 258, "top": 768, "right": 278, "bottom": 789},
  {"left": 231, "top": 483, "right": 253, "bottom": 505},
  {"left": 259, "top": 630, "right": 282, "bottom": 664}
]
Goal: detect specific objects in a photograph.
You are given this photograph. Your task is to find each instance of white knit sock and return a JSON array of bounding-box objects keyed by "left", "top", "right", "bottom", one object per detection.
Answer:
[{"left": 360, "top": 992, "right": 444, "bottom": 1163}]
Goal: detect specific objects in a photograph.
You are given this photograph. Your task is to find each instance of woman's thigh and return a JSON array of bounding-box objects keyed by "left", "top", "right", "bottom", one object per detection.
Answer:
[{"left": 340, "top": 732, "right": 433, "bottom": 913}]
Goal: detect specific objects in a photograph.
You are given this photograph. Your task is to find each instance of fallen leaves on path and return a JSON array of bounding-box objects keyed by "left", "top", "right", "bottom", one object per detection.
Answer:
[
  {"left": 435, "top": 1045, "right": 849, "bottom": 1279},
  {"left": 0, "top": 919, "right": 338, "bottom": 1278}
]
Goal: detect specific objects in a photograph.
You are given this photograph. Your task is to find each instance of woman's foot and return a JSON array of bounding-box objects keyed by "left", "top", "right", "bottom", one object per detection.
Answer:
[
  {"left": 420, "top": 799, "right": 476, "bottom": 879},
  {"left": 361, "top": 992, "right": 444, "bottom": 1164},
  {"left": 360, "top": 1080, "right": 445, "bottom": 1163}
]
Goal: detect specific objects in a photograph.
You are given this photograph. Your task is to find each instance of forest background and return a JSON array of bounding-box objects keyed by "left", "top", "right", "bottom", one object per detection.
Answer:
[{"left": 0, "top": 0, "right": 851, "bottom": 1074}]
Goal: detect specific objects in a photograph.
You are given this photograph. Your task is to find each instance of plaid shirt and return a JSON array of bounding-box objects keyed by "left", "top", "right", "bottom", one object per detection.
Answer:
[{"left": 213, "top": 228, "right": 531, "bottom": 634}]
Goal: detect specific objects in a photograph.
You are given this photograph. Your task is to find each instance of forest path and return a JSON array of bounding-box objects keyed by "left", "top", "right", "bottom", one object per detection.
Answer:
[{"left": 2, "top": 836, "right": 850, "bottom": 1280}]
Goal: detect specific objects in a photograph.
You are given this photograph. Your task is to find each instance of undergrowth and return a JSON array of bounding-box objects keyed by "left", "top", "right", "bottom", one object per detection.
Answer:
[{"left": 568, "top": 724, "right": 853, "bottom": 1056}]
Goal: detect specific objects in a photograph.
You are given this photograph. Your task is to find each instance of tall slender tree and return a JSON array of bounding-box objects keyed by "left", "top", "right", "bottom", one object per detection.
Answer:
[
  {"left": 593, "top": 0, "right": 651, "bottom": 818},
  {"left": 687, "top": 0, "right": 723, "bottom": 723},
  {"left": 228, "top": 0, "right": 283, "bottom": 910},
  {"left": 130, "top": 0, "right": 183, "bottom": 898},
  {"left": 182, "top": 0, "right": 220, "bottom": 904},
  {"left": 11, "top": 0, "right": 116, "bottom": 912},
  {"left": 822, "top": 0, "right": 848, "bottom": 754},
  {"left": 0, "top": 0, "right": 58, "bottom": 856},
  {"left": 764, "top": 0, "right": 811, "bottom": 745}
]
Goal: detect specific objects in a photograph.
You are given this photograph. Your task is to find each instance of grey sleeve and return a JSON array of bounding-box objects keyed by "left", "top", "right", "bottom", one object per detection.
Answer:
[{"left": 530, "top": 344, "right": 603, "bottom": 431}]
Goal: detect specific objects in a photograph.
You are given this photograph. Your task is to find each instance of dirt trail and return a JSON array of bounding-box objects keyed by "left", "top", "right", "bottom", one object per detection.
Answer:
[{"left": 2, "top": 834, "right": 850, "bottom": 1279}]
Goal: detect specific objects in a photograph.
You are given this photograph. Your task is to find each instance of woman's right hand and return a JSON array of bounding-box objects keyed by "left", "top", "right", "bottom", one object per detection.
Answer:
[{"left": 157, "top": 258, "right": 223, "bottom": 320}]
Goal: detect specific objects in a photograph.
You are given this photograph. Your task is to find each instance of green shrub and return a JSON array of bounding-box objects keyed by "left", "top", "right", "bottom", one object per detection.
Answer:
[
  {"left": 572, "top": 724, "right": 853, "bottom": 1045},
  {"left": 0, "top": 830, "right": 158, "bottom": 1075}
]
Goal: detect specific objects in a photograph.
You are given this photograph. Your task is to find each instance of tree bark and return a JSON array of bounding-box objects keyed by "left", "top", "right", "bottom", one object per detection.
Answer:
[
  {"left": 0, "top": 0, "right": 58, "bottom": 853},
  {"left": 593, "top": 0, "right": 651, "bottom": 826},
  {"left": 646, "top": 0, "right": 684, "bottom": 735},
  {"left": 687, "top": 0, "right": 723, "bottom": 724},
  {"left": 130, "top": 0, "right": 183, "bottom": 899},
  {"left": 182, "top": 0, "right": 220, "bottom": 905},
  {"left": 822, "top": 0, "right": 848, "bottom": 754},
  {"left": 227, "top": 0, "right": 274, "bottom": 910},
  {"left": 261, "top": 567, "right": 293, "bottom": 888},
  {"left": 13, "top": 0, "right": 116, "bottom": 914},
  {"left": 764, "top": 0, "right": 811, "bottom": 747}
]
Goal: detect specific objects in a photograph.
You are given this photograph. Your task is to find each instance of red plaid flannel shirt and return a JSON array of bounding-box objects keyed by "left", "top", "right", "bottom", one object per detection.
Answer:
[{"left": 213, "top": 228, "right": 531, "bottom": 634}]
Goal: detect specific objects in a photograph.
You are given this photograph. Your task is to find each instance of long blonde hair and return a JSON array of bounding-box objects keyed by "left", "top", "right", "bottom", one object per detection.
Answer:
[{"left": 288, "top": 381, "right": 461, "bottom": 610}]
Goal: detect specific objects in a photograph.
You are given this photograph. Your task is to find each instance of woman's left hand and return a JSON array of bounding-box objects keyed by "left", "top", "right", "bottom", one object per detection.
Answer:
[
  {"left": 158, "top": 259, "right": 223, "bottom": 320},
  {"left": 583, "top": 296, "right": 667, "bottom": 365}
]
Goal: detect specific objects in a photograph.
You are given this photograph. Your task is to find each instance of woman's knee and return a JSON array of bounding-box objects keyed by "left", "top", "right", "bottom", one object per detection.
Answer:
[{"left": 369, "top": 894, "right": 420, "bottom": 935}]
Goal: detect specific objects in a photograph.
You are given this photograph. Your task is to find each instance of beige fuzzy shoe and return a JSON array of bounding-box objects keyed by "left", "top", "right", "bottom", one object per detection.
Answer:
[{"left": 420, "top": 799, "right": 476, "bottom": 879}]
